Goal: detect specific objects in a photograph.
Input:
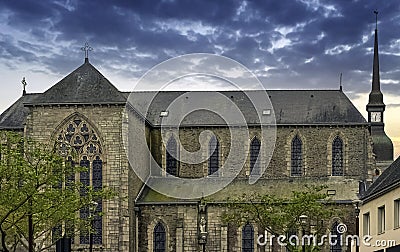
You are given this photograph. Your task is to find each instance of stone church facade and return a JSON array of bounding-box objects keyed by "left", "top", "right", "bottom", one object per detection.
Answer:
[{"left": 0, "top": 26, "right": 394, "bottom": 252}]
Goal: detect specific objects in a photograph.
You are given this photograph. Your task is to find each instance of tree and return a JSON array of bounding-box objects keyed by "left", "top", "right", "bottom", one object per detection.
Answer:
[
  {"left": 0, "top": 132, "right": 114, "bottom": 252},
  {"left": 222, "top": 185, "right": 344, "bottom": 251}
]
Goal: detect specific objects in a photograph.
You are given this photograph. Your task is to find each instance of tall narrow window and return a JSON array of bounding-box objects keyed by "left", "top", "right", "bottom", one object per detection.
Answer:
[
  {"left": 79, "top": 156, "right": 90, "bottom": 244},
  {"left": 65, "top": 157, "right": 75, "bottom": 243},
  {"left": 250, "top": 138, "right": 261, "bottom": 175},
  {"left": 154, "top": 222, "right": 166, "bottom": 252},
  {"left": 395, "top": 199, "right": 400, "bottom": 229},
  {"left": 378, "top": 206, "right": 385, "bottom": 234},
  {"left": 54, "top": 116, "right": 103, "bottom": 245},
  {"left": 166, "top": 137, "right": 178, "bottom": 176},
  {"left": 363, "top": 212, "right": 370, "bottom": 236},
  {"left": 332, "top": 136, "right": 343, "bottom": 176},
  {"left": 242, "top": 223, "right": 254, "bottom": 252},
  {"left": 330, "top": 221, "right": 342, "bottom": 252},
  {"left": 208, "top": 136, "right": 219, "bottom": 176},
  {"left": 291, "top": 136, "right": 302, "bottom": 176},
  {"left": 92, "top": 156, "right": 103, "bottom": 244}
]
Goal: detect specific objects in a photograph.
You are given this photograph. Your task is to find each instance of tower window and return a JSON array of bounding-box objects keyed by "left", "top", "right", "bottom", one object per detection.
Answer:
[
  {"left": 291, "top": 135, "right": 302, "bottom": 176},
  {"left": 332, "top": 136, "right": 343, "bottom": 176}
]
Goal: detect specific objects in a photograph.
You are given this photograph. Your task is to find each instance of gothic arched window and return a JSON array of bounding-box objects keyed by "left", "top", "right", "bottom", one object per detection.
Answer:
[
  {"left": 92, "top": 156, "right": 103, "bottom": 244},
  {"left": 242, "top": 223, "right": 254, "bottom": 252},
  {"left": 330, "top": 221, "right": 342, "bottom": 252},
  {"left": 332, "top": 136, "right": 343, "bottom": 176},
  {"left": 166, "top": 137, "right": 178, "bottom": 176},
  {"left": 208, "top": 136, "right": 219, "bottom": 176},
  {"left": 250, "top": 137, "right": 261, "bottom": 175},
  {"left": 291, "top": 135, "right": 302, "bottom": 176},
  {"left": 54, "top": 115, "right": 103, "bottom": 245},
  {"left": 153, "top": 222, "right": 166, "bottom": 252}
]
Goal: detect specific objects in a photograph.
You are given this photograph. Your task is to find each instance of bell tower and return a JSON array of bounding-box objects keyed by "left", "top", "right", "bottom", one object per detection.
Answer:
[{"left": 366, "top": 11, "right": 393, "bottom": 164}]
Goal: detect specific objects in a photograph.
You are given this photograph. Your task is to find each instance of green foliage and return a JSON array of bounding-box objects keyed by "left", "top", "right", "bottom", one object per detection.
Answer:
[
  {"left": 222, "top": 185, "right": 341, "bottom": 251},
  {"left": 0, "top": 132, "right": 114, "bottom": 252}
]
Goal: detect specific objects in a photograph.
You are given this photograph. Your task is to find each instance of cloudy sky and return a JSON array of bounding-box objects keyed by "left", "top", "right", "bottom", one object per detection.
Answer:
[{"left": 0, "top": 0, "right": 399, "bottom": 156}]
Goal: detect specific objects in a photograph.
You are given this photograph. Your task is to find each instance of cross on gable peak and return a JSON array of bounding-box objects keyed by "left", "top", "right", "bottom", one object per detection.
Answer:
[{"left": 81, "top": 42, "right": 93, "bottom": 63}]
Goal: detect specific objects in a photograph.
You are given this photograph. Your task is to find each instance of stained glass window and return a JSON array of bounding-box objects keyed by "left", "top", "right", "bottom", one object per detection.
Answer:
[
  {"left": 250, "top": 138, "right": 260, "bottom": 175},
  {"left": 79, "top": 156, "right": 90, "bottom": 196},
  {"left": 208, "top": 136, "right": 219, "bottom": 176},
  {"left": 332, "top": 137, "right": 343, "bottom": 176},
  {"left": 92, "top": 156, "right": 102, "bottom": 191},
  {"left": 92, "top": 156, "right": 102, "bottom": 244},
  {"left": 291, "top": 136, "right": 302, "bottom": 176},
  {"left": 242, "top": 223, "right": 254, "bottom": 252},
  {"left": 93, "top": 199, "right": 102, "bottom": 244},
  {"left": 66, "top": 156, "right": 75, "bottom": 188},
  {"left": 154, "top": 222, "right": 166, "bottom": 252},
  {"left": 166, "top": 137, "right": 178, "bottom": 176},
  {"left": 55, "top": 116, "right": 104, "bottom": 245},
  {"left": 79, "top": 156, "right": 90, "bottom": 244}
]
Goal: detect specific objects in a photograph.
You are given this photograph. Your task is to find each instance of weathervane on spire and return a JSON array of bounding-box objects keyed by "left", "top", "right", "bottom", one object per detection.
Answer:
[
  {"left": 374, "top": 10, "right": 378, "bottom": 30},
  {"left": 81, "top": 42, "right": 93, "bottom": 62},
  {"left": 21, "top": 77, "right": 27, "bottom": 96}
]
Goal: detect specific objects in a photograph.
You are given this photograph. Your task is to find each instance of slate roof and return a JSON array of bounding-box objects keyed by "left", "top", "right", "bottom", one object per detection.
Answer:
[
  {"left": 26, "top": 60, "right": 126, "bottom": 105},
  {"left": 362, "top": 157, "right": 400, "bottom": 202},
  {"left": 0, "top": 60, "right": 367, "bottom": 130},
  {"left": 136, "top": 177, "right": 360, "bottom": 204},
  {"left": 0, "top": 94, "right": 40, "bottom": 130},
  {"left": 126, "top": 90, "right": 367, "bottom": 126}
]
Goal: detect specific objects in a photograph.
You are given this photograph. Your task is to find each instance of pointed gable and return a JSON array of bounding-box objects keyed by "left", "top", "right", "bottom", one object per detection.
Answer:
[{"left": 28, "top": 61, "right": 126, "bottom": 105}]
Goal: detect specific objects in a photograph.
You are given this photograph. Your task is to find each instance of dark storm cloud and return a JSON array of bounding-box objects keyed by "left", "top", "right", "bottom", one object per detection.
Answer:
[{"left": 0, "top": 0, "right": 399, "bottom": 96}]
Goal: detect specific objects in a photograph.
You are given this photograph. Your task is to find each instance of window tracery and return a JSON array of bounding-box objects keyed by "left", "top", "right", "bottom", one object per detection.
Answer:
[{"left": 54, "top": 116, "right": 103, "bottom": 245}]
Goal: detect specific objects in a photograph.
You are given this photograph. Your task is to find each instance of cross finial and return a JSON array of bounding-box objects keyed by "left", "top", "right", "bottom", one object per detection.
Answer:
[
  {"left": 81, "top": 42, "right": 93, "bottom": 63},
  {"left": 21, "top": 77, "right": 27, "bottom": 96},
  {"left": 374, "top": 10, "right": 378, "bottom": 30}
]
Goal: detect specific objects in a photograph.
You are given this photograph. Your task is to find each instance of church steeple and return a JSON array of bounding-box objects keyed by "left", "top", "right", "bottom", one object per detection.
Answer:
[
  {"left": 366, "top": 10, "right": 393, "bottom": 163},
  {"left": 368, "top": 10, "right": 384, "bottom": 105}
]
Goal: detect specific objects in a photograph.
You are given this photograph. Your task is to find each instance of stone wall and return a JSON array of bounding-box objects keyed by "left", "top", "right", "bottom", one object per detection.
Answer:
[
  {"left": 137, "top": 203, "right": 358, "bottom": 252},
  {"left": 153, "top": 125, "right": 374, "bottom": 179},
  {"left": 25, "top": 105, "right": 143, "bottom": 252}
]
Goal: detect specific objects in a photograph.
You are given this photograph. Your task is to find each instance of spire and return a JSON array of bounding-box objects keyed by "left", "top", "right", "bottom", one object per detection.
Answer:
[
  {"left": 81, "top": 42, "right": 93, "bottom": 63},
  {"left": 372, "top": 10, "right": 380, "bottom": 92},
  {"left": 368, "top": 10, "right": 384, "bottom": 105}
]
